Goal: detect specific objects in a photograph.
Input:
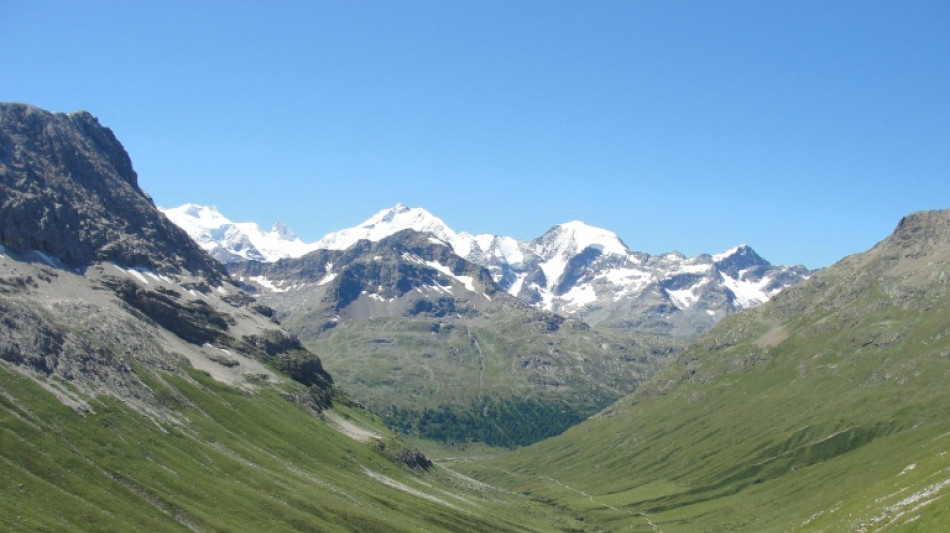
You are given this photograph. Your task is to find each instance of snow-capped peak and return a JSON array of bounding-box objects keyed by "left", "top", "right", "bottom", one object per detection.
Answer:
[
  {"left": 165, "top": 203, "right": 230, "bottom": 232},
  {"left": 270, "top": 221, "right": 297, "bottom": 241},
  {"left": 528, "top": 221, "right": 631, "bottom": 293},
  {"left": 166, "top": 201, "right": 809, "bottom": 339},
  {"left": 161, "top": 204, "right": 319, "bottom": 262},
  {"left": 313, "top": 203, "right": 460, "bottom": 251},
  {"left": 541, "top": 221, "right": 630, "bottom": 258},
  {"left": 712, "top": 244, "right": 750, "bottom": 262}
]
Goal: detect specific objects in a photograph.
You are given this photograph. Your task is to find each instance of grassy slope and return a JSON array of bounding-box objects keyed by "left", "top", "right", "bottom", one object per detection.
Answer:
[
  {"left": 0, "top": 364, "right": 591, "bottom": 533},
  {"left": 456, "top": 219, "right": 950, "bottom": 531},
  {"left": 310, "top": 311, "right": 673, "bottom": 446}
]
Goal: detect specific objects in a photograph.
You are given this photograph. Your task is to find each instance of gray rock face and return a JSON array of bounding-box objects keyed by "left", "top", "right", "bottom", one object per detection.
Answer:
[
  {"left": 0, "top": 103, "right": 225, "bottom": 281},
  {"left": 234, "top": 229, "right": 503, "bottom": 324},
  {"left": 0, "top": 103, "right": 333, "bottom": 415}
]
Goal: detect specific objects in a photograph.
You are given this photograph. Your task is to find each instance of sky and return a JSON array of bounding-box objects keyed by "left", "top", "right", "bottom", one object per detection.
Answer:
[{"left": 2, "top": 1, "right": 948, "bottom": 269}]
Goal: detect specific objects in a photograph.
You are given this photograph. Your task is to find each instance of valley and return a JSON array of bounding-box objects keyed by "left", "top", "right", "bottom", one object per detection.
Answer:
[
  {"left": 3, "top": 102, "right": 949, "bottom": 531},
  {"left": 454, "top": 209, "right": 950, "bottom": 531}
]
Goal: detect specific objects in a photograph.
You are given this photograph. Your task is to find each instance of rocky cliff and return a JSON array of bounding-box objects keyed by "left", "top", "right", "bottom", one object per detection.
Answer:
[{"left": 0, "top": 103, "right": 225, "bottom": 281}]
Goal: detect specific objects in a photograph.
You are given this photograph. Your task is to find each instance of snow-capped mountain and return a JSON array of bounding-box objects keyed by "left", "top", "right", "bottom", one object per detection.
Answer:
[
  {"left": 314, "top": 203, "right": 462, "bottom": 250},
  {"left": 161, "top": 204, "right": 321, "bottom": 263},
  {"left": 166, "top": 202, "right": 810, "bottom": 338}
]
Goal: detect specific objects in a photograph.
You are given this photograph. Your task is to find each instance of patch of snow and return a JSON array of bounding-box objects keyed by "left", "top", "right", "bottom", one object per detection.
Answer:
[
  {"left": 473, "top": 233, "right": 495, "bottom": 253},
  {"left": 507, "top": 273, "right": 528, "bottom": 296},
  {"left": 675, "top": 263, "right": 714, "bottom": 274},
  {"left": 110, "top": 264, "right": 150, "bottom": 284},
  {"left": 249, "top": 275, "right": 291, "bottom": 293},
  {"left": 706, "top": 309, "right": 716, "bottom": 316},
  {"left": 713, "top": 244, "right": 748, "bottom": 262},
  {"left": 660, "top": 251, "right": 686, "bottom": 261},
  {"left": 401, "top": 252, "right": 424, "bottom": 265},
  {"left": 529, "top": 283, "right": 555, "bottom": 311},
  {"left": 604, "top": 267, "right": 652, "bottom": 289},
  {"left": 425, "top": 283, "right": 454, "bottom": 295},
  {"left": 490, "top": 236, "right": 525, "bottom": 267},
  {"left": 559, "top": 284, "right": 598, "bottom": 309},
  {"left": 318, "top": 272, "right": 338, "bottom": 286},
  {"left": 539, "top": 255, "right": 568, "bottom": 291},
  {"left": 720, "top": 272, "right": 776, "bottom": 308},
  {"left": 666, "top": 287, "right": 698, "bottom": 309},
  {"left": 423, "top": 260, "right": 477, "bottom": 293},
  {"left": 452, "top": 235, "right": 474, "bottom": 257}
]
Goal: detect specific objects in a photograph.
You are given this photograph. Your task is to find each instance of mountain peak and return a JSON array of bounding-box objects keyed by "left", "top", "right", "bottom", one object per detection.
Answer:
[
  {"left": 270, "top": 221, "right": 297, "bottom": 240},
  {"left": 169, "top": 203, "right": 229, "bottom": 226},
  {"left": 541, "top": 220, "right": 629, "bottom": 257},
  {"left": 161, "top": 203, "right": 318, "bottom": 262},
  {"left": 712, "top": 244, "right": 749, "bottom": 261},
  {"left": 164, "top": 201, "right": 809, "bottom": 338},
  {"left": 890, "top": 209, "right": 950, "bottom": 251},
  {"left": 0, "top": 104, "right": 223, "bottom": 279},
  {"left": 314, "top": 204, "right": 458, "bottom": 250}
]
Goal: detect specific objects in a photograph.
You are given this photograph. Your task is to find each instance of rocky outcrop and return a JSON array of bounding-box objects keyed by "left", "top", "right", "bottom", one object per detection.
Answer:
[
  {"left": 104, "top": 277, "right": 232, "bottom": 345},
  {"left": 0, "top": 103, "right": 225, "bottom": 281},
  {"left": 0, "top": 103, "right": 335, "bottom": 414}
]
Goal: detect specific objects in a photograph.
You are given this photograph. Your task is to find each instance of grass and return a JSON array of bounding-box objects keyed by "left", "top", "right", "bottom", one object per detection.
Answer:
[
  {"left": 304, "top": 312, "right": 672, "bottom": 446},
  {"left": 0, "top": 363, "right": 593, "bottom": 533},
  {"left": 455, "top": 269, "right": 950, "bottom": 531}
]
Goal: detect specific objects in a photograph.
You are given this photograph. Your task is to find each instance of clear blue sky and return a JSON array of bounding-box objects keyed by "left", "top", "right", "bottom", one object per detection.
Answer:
[{"left": 3, "top": 1, "right": 948, "bottom": 268}]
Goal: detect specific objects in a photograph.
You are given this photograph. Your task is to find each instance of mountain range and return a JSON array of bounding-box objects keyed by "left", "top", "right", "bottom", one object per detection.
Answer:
[
  {"left": 460, "top": 208, "right": 950, "bottom": 531},
  {"left": 0, "top": 102, "right": 592, "bottom": 532},
  {"left": 231, "top": 228, "right": 677, "bottom": 446},
  {"left": 164, "top": 202, "right": 807, "bottom": 445},
  {"left": 164, "top": 202, "right": 810, "bottom": 339},
  {"left": 7, "top": 102, "right": 950, "bottom": 532}
]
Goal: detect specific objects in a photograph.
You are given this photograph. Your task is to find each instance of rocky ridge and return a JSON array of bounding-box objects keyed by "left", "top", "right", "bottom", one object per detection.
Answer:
[
  {"left": 0, "top": 103, "right": 333, "bottom": 415},
  {"left": 0, "top": 104, "right": 225, "bottom": 281},
  {"left": 170, "top": 202, "right": 810, "bottom": 338},
  {"left": 233, "top": 229, "right": 678, "bottom": 446}
]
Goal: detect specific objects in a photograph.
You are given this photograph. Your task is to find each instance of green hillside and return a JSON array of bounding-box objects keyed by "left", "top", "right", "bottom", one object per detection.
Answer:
[
  {"left": 0, "top": 361, "right": 592, "bottom": 532},
  {"left": 457, "top": 210, "right": 950, "bottom": 531},
  {"left": 312, "top": 309, "right": 674, "bottom": 447}
]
